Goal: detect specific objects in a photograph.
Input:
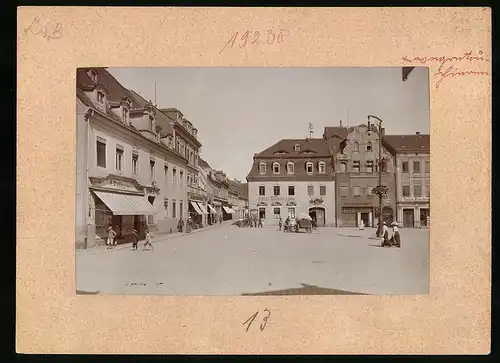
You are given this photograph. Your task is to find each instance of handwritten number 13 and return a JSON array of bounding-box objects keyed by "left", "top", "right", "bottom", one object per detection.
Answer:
[{"left": 242, "top": 309, "right": 271, "bottom": 332}]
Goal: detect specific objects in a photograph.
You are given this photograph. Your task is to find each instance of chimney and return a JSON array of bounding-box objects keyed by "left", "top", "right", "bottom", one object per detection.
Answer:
[
  {"left": 340, "top": 120, "right": 343, "bottom": 127},
  {"left": 381, "top": 128, "right": 385, "bottom": 137},
  {"left": 367, "top": 120, "right": 371, "bottom": 131},
  {"left": 416, "top": 132, "right": 420, "bottom": 135}
]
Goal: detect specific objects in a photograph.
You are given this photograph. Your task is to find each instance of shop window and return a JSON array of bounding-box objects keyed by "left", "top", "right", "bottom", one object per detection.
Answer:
[
  {"left": 402, "top": 161, "right": 409, "bottom": 173},
  {"left": 402, "top": 185, "right": 410, "bottom": 197},
  {"left": 318, "top": 161, "right": 326, "bottom": 173},
  {"left": 320, "top": 185, "right": 326, "bottom": 196},
  {"left": 273, "top": 207, "right": 281, "bottom": 219},
  {"left": 96, "top": 139, "right": 106, "bottom": 168},
  {"left": 259, "top": 208, "right": 266, "bottom": 219},
  {"left": 115, "top": 146, "right": 123, "bottom": 171},
  {"left": 307, "top": 185, "right": 314, "bottom": 196},
  {"left": 259, "top": 186, "right": 265, "bottom": 196},
  {"left": 288, "top": 185, "right": 295, "bottom": 196}
]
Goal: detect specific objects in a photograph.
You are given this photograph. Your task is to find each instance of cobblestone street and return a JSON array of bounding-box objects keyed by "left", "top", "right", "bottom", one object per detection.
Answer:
[{"left": 76, "top": 224, "right": 429, "bottom": 295}]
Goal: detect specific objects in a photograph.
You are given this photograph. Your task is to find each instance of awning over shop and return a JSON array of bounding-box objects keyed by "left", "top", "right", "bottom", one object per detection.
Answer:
[
  {"left": 190, "top": 201, "right": 203, "bottom": 215},
  {"left": 207, "top": 204, "right": 217, "bottom": 214},
  {"left": 93, "top": 191, "right": 155, "bottom": 215},
  {"left": 196, "top": 202, "right": 209, "bottom": 215},
  {"left": 222, "top": 206, "right": 235, "bottom": 214}
]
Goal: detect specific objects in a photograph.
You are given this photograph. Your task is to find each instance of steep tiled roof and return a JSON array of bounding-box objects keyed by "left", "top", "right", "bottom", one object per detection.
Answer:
[
  {"left": 256, "top": 138, "right": 332, "bottom": 158},
  {"left": 198, "top": 157, "right": 210, "bottom": 169},
  {"left": 323, "top": 126, "right": 348, "bottom": 140},
  {"left": 128, "top": 89, "right": 174, "bottom": 136},
  {"left": 383, "top": 134, "right": 430, "bottom": 153}
]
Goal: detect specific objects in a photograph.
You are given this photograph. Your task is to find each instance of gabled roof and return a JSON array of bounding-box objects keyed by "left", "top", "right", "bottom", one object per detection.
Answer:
[
  {"left": 255, "top": 138, "right": 332, "bottom": 158},
  {"left": 383, "top": 134, "right": 430, "bottom": 153},
  {"left": 323, "top": 126, "right": 348, "bottom": 140},
  {"left": 128, "top": 89, "right": 174, "bottom": 136}
]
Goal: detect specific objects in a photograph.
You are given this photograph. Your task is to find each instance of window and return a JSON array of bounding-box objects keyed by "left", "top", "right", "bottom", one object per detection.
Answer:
[
  {"left": 164, "top": 165, "right": 168, "bottom": 182},
  {"left": 414, "top": 185, "right": 422, "bottom": 197},
  {"left": 259, "top": 186, "right": 265, "bottom": 196},
  {"left": 320, "top": 185, "right": 326, "bottom": 196},
  {"left": 340, "top": 185, "right": 349, "bottom": 197},
  {"left": 366, "top": 142, "right": 372, "bottom": 151},
  {"left": 402, "top": 161, "right": 409, "bottom": 173},
  {"left": 96, "top": 139, "right": 106, "bottom": 168},
  {"left": 287, "top": 162, "right": 294, "bottom": 174},
  {"left": 194, "top": 176, "right": 198, "bottom": 187},
  {"left": 353, "top": 142, "right": 359, "bottom": 152},
  {"left": 149, "top": 159, "right": 155, "bottom": 179},
  {"left": 413, "top": 161, "right": 420, "bottom": 173},
  {"left": 426, "top": 181, "right": 430, "bottom": 197},
  {"left": 273, "top": 185, "right": 280, "bottom": 196},
  {"left": 380, "top": 160, "right": 387, "bottom": 172},
  {"left": 97, "top": 91, "right": 105, "bottom": 104},
  {"left": 306, "top": 162, "right": 313, "bottom": 174},
  {"left": 366, "top": 186, "right": 374, "bottom": 196},
  {"left": 288, "top": 208, "right": 295, "bottom": 219},
  {"left": 339, "top": 162, "right": 347, "bottom": 172},
  {"left": 307, "top": 185, "right": 314, "bottom": 196},
  {"left": 259, "top": 162, "right": 266, "bottom": 174},
  {"left": 147, "top": 196, "right": 155, "bottom": 224},
  {"left": 425, "top": 160, "right": 430, "bottom": 174},
  {"left": 172, "top": 200, "right": 176, "bottom": 218},
  {"left": 164, "top": 200, "right": 169, "bottom": 217},
  {"left": 352, "top": 161, "right": 360, "bottom": 172},
  {"left": 273, "top": 207, "right": 281, "bottom": 219},
  {"left": 180, "top": 201, "right": 183, "bottom": 217},
  {"left": 288, "top": 186, "right": 295, "bottom": 196},
  {"left": 115, "top": 146, "right": 123, "bottom": 171},
  {"left": 173, "top": 168, "right": 177, "bottom": 183},
  {"left": 353, "top": 186, "right": 361, "bottom": 196},
  {"left": 294, "top": 143, "right": 300, "bottom": 151},
  {"left": 318, "top": 161, "right": 326, "bottom": 173},
  {"left": 273, "top": 162, "right": 280, "bottom": 174},
  {"left": 88, "top": 69, "right": 98, "bottom": 83},
  {"left": 366, "top": 160, "right": 374, "bottom": 173},
  {"left": 180, "top": 171, "right": 184, "bottom": 185},
  {"left": 402, "top": 185, "right": 410, "bottom": 197},
  {"left": 132, "top": 153, "right": 138, "bottom": 174},
  {"left": 259, "top": 208, "right": 266, "bottom": 219},
  {"left": 122, "top": 108, "right": 129, "bottom": 123}
]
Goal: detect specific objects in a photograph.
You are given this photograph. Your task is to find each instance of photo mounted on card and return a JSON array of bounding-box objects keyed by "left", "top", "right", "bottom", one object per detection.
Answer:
[
  {"left": 76, "top": 67, "right": 430, "bottom": 296},
  {"left": 17, "top": 7, "right": 491, "bottom": 354}
]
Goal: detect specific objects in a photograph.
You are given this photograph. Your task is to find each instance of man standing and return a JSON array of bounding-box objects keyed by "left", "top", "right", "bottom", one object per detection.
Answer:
[
  {"left": 278, "top": 217, "right": 282, "bottom": 231},
  {"left": 107, "top": 226, "right": 117, "bottom": 249}
]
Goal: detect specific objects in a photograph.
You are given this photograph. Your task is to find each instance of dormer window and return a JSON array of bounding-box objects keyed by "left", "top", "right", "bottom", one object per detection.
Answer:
[
  {"left": 366, "top": 142, "right": 372, "bottom": 151},
  {"left": 353, "top": 142, "right": 360, "bottom": 152},
  {"left": 88, "top": 69, "right": 98, "bottom": 83},
  {"left": 272, "top": 162, "right": 280, "bottom": 174},
  {"left": 97, "top": 91, "right": 105, "bottom": 104},
  {"left": 318, "top": 161, "right": 326, "bottom": 173},
  {"left": 122, "top": 107, "right": 129, "bottom": 123},
  {"left": 259, "top": 162, "right": 266, "bottom": 174},
  {"left": 306, "top": 162, "right": 313, "bottom": 174},
  {"left": 294, "top": 143, "right": 300, "bottom": 151},
  {"left": 287, "top": 162, "right": 294, "bottom": 174}
]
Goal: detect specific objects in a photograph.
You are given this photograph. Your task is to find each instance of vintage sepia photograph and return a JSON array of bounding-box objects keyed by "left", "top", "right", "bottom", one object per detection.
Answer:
[{"left": 76, "top": 67, "right": 430, "bottom": 296}]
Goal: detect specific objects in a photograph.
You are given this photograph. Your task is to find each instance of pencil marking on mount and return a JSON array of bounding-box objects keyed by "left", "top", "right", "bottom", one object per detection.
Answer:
[
  {"left": 401, "top": 50, "right": 490, "bottom": 88},
  {"left": 24, "top": 16, "right": 62, "bottom": 41},
  {"left": 242, "top": 309, "right": 271, "bottom": 332}
]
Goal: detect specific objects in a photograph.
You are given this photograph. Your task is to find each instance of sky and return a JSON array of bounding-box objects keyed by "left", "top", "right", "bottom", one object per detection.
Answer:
[{"left": 108, "top": 67, "right": 430, "bottom": 181}]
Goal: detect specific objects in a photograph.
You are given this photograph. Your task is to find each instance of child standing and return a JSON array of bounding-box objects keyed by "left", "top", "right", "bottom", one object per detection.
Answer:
[{"left": 143, "top": 229, "right": 154, "bottom": 251}]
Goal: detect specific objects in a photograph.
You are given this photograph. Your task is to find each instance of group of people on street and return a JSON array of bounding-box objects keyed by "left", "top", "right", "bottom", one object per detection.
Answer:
[
  {"left": 381, "top": 221, "right": 401, "bottom": 247},
  {"left": 245, "top": 215, "right": 263, "bottom": 228},
  {"left": 106, "top": 226, "right": 153, "bottom": 251}
]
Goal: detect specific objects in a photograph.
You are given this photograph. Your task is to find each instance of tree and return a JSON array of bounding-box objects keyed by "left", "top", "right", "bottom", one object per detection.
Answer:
[{"left": 372, "top": 185, "right": 390, "bottom": 236}]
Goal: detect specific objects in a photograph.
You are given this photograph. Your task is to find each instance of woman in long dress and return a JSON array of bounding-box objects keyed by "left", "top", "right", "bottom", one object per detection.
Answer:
[{"left": 392, "top": 222, "right": 401, "bottom": 247}]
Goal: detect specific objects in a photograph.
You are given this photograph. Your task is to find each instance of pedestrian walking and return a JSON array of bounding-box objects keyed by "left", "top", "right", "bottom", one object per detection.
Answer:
[
  {"left": 107, "top": 226, "right": 117, "bottom": 249},
  {"left": 278, "top": 217, "right": 282, "bottom": 231},
  {"left": 186, "top": 217, "right": 193, "bottom": 233},
  {"left": 143, "top": 229, "right": 154, "bottom": 251},
  {"left": 258, "top": 217, "right": 263, "bottom": 228},
  {"left": 177, "top": 218, "right": 184, "bottom": 233},
  {"left": 381, "top": 222, "right": 390, "bottom": 247},
  {"left": 392, "top": 222, "right": 401, "bottom": 247},
  {"left": 132, "top": 228, "right": 139, "bottom": 250},
  {"left": 358, "top": 219, "right": 365, "bottom": 230}
]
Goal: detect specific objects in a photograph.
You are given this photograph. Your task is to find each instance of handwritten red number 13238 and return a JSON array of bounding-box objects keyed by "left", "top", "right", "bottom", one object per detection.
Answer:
[{"left": 219, "top": 29, "right": 290, "bottom": 54}]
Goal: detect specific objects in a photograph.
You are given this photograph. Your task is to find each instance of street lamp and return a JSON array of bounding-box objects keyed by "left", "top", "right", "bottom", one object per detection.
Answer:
[{"left": 367, "top": 115, "right": 386, "bottom": 237}]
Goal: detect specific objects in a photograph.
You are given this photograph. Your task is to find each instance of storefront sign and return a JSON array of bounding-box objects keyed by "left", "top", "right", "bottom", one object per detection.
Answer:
[
  {"left": 90, "top": 176, "right": 144, "bottom": 194},
  {"left": 257, "top": 196, "right": 295, "bottom": 203}
]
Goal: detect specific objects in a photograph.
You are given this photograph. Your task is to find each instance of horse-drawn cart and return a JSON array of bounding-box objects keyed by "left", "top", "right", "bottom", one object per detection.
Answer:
[{"left": 283, "top": 214, "right": 313, "bottom": 233}]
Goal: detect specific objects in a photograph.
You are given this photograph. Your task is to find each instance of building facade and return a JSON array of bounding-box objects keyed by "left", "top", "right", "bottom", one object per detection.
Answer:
[
  {"left": 333, "top": 123, "right": 397, "bottom": 227},
  {"left": 246, "top": 138, "right": 336, "bottom": 226},
  {"left": 76, "top": 68, "right": 189, "bottom": 248},
  {"left": 384, "top": 133, "right": 430, "bottom": 228}
]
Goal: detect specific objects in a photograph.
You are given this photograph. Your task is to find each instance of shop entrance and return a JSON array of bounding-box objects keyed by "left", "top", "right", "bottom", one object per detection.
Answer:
[
  {"left": 420, "top": 208, "right": 430, "bottom": 227},
  {"left": 309, "top": 207, "right": 326, "bottom": 227},
  {"left": 403, "top": 209, "right": 415, "bottom": 227},
  {"left": 360, "top": 212, "right": 370, "bottom": 227}
]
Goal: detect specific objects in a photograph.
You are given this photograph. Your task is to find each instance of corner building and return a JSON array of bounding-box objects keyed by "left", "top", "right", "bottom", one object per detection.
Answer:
[{"left": 246, "top": 138, "right": 336, "bottom": 226}]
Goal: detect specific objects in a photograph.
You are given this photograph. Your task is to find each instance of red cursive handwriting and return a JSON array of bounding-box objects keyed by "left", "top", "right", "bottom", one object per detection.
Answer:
[
  {"left": 219, "top": 29, "right": 291, "bottom": 55},
  {"left": 402, "top": 51, "right": 489, "bottom": 89}
]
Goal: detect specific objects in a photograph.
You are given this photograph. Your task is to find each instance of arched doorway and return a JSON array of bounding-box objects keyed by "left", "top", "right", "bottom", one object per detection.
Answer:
[
  {"left": 382, "top": 206, "right": 394, "bottom": 225},
  {"left": 309, "top": 207, "right": 326, "bottom": 227}
]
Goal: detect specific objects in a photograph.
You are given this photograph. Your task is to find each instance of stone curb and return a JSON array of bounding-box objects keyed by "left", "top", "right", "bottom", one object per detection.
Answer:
[{"left": 76, "top": 221, "right": 234, "bottom": 255}]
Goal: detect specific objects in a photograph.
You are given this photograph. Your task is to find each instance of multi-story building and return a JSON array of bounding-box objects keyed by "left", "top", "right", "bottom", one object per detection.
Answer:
[
  {"left": 198, "top": 157, "right": 217, "bottom": 224},
  {"left": 246, "top": 138, "right": 336, "bottom": 226},
  {"left": 383, "top": 133, "right": 430, "bottom": 228},
  {"left": 76, "top": 68, "right": 189, "bottom": 248},
  {"left": 332, "top": 123, "right": 397, "bottom": 227},
  {"left": 228, "top": 179, "right": 249, "bottom": 220}
]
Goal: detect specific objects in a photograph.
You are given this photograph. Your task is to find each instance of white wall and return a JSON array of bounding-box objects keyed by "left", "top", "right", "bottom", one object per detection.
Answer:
[
  {"left": 75, "top": 100, "right": 89, "bottom": 248},
  {"left": 248, "top": 181, "right": 336, "bottom": 226}
]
